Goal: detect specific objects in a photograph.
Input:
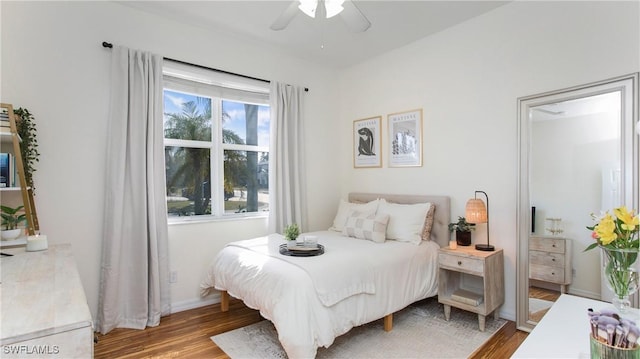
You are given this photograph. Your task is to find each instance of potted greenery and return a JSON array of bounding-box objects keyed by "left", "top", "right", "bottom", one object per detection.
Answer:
[
  {"left": 284, "top": 223, "right": 300, "bottom": 248},
  {"left": 448, "top": 216, "right": 475, "bottom": 246},
  {"left": 1, "top": 205, "right": 26, "bottom": 240}
]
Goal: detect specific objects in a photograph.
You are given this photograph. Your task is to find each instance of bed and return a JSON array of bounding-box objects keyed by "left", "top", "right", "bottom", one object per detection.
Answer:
[{"left": 200, "top": 193, "right": 450, "bottom": 358}]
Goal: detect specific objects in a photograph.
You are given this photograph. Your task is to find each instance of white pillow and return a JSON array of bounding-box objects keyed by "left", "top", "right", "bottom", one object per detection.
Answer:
[
  {"left": 329, "top": 199, "right": 379, "bottom": 232},
  {"left": 377, "top": 199, "right": 432, "bottom": 245},
  {"left": 342, "top": 211, "right": 390, "bottom": 243}
]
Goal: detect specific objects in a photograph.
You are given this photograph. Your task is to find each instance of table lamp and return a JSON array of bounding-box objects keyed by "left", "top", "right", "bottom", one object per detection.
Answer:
[{"left": 465, "top": 190, "right": 494, "bottom": 251}]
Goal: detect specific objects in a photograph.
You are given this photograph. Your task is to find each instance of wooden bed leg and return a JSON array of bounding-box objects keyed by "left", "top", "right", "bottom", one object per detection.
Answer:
[
  {"left": 220, "top": 290, "right": 229, "bottom": 312},
  {"left": 384, "top": 313, "right": 393, "bottom": 332}
]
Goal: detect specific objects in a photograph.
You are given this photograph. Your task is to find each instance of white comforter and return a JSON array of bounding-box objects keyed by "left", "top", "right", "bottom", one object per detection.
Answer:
[{"left": 201, "top": 230, "right": 440, "bottom": 358}]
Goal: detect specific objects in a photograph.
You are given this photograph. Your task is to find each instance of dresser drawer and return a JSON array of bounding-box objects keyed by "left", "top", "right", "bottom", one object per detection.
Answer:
[
  {"left": 529, "top": 250, "right": 565, "bottom": 268},
  {"left": 530, "top": 237, "right": 565, "bottom": 254},
  {"left": 530, "top": 263, "right": 566, "bottom": 283},
  {"left": 439, "top": 253, "right": 484, "bottom": 275}
]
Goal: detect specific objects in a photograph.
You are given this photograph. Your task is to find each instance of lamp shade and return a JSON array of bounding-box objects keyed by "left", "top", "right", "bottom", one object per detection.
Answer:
[{"left": 465, "top": 199, "right": 487, "bottom": 224}]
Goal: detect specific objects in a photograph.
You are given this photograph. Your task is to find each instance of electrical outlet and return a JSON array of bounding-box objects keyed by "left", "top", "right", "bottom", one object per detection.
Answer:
[
  {"left": 572, "top": 268, "right": 576, "bottom": 278},
  {"left": 170, "top": 271, "right": 178, "bottom": 283}
]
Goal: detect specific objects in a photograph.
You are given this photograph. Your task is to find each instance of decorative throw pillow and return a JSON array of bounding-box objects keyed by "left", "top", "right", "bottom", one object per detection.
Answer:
[
  {"left": 421, "top": 204, "right": 436, "bottom": 241},
  {"left": 329, "top": 199, "right": 379, "bottom": 232},
  {"left": 342, "top": 211, "right": 390, "bottom": 243},
  {"left": 377, "top": 199, "right": 432, "bottom": 245}
]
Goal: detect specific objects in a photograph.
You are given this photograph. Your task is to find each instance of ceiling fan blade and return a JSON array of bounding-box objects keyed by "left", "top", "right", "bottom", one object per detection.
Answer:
[
  {"left": 270, "top": 1, "right": 300, "bottom": 31},
  {"left": 341, "top": 0, "right": 371, "bottom": 32}
]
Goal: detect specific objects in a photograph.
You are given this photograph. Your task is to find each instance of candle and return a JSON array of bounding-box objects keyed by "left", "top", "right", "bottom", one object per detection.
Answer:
[
  {"left": 449, "top": 240, "right": 457, "bottom": 250},
  {"left": 26, "top": 234, "right": 48, "bottom": 252}
]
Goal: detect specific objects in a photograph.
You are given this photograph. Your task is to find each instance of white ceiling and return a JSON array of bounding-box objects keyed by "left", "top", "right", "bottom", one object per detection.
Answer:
[{"left": 116, "top": 1, "right": 509, "bottom": 69}]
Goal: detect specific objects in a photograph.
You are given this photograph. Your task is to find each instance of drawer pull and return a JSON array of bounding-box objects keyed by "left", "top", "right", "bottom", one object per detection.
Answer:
[
  {"left": 552, "top": 258, "right": 556, "bottom": 261},
  {"left": 458, "top": 261, "right": 462, "bottom": 265},
  {"left": 552, "top": 244, "right": 556, "bottom": 247}
]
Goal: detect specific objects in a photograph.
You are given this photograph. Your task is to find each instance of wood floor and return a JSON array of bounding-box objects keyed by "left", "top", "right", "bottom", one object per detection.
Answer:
[
  {"left": 529, "top": 286, "right": 562, "bottom": 302},
  {"left": 94, "top": 297, "right": 530, "bottom": 359}
]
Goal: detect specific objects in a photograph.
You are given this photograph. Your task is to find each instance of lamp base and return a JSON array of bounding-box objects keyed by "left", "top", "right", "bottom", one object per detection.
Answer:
[{"left": 475, "top": 243, "right": 495, "bottom": 251}]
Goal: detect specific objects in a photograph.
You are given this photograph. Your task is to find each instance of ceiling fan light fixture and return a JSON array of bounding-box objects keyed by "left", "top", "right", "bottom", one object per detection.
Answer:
[
  {"left": 298, "top": 0, "right": 318, "bottom": 18},
  {"left": 325, "top": 0, "right": 345, "bottom": 18},
  {"left": 298, "top": 0, "right": 344, "bottom": 19}
]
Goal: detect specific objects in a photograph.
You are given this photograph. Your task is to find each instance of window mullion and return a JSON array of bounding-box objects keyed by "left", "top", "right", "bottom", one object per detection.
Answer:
[
  {"left": 211, "top": 98, "right": 223, "bottom": 217},
  {"left": 164, "top": 138, "right": 212, "bottom": 148},
  {"left": 222, "top": 143, "right": 269, "bottom": 152}
]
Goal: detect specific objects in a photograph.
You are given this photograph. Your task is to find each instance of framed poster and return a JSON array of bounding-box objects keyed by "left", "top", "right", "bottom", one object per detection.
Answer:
[
  {"left": 388, "top": 109, "right": 423, "bottom": 167},
  {"left": 353, "top": 116, "right": 382, "bottom": 168}
]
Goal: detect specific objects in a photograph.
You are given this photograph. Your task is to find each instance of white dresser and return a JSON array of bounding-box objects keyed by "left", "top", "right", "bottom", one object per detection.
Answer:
[
  {"left": 0, "top": 244, "right": 93, "bottom": 358},
  {"left": 529, "top": 235, "right": 572, "bottom": 293}
]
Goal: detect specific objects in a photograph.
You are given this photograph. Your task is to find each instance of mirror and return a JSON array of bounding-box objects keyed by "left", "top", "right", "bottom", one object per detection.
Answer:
[{"left": 516, "top": 73, "right": 639, "bottom": 331}]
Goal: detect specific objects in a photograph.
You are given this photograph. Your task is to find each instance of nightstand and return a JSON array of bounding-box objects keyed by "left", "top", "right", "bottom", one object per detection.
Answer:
[{"left": 438, "top": 246, "right": 504, "bottom": 331}]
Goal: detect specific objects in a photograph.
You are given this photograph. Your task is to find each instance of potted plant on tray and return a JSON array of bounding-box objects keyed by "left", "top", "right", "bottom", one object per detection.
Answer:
[
  {"left": 1, "top": 205, "right": 26, "bottom": 240},
  {"left": 284, "top": 223, "right": 300, "bottom": 249},
  {"left": 448, "top": 216, "right": 475, "bottom": 246}
]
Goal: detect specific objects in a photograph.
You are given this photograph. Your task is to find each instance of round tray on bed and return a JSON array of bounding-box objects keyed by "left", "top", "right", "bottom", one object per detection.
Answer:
[{"left": 279, "top": 243, "right": 324, "bottom": 257}]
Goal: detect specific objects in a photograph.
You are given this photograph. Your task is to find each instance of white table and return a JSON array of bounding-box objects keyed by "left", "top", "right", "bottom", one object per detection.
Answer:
[{"left": 512, "top": 294, "right": 640, "bottom": 358}]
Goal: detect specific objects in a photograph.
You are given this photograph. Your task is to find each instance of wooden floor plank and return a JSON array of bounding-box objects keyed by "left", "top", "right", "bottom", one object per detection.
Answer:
[{"left": 95, "top": 298, "right": 528, "bottom": 358}]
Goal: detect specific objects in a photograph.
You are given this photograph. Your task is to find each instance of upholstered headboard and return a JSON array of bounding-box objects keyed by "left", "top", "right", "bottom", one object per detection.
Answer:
[{"left": 348, "top": 192, "right": 451, "bottom": 248}]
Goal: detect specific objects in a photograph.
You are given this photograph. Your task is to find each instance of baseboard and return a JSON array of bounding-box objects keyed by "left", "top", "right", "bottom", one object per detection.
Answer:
[
  {"left": 499, "top": 308, "right": 516, "bottom": 322},
  {"left": 170, "top": 293, "right": 221, "bottom": 314}
]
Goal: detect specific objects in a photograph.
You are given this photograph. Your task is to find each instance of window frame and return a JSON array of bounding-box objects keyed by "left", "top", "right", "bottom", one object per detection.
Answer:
[{"left": 162, "top": 69, "right": 271, "bottom": 223}]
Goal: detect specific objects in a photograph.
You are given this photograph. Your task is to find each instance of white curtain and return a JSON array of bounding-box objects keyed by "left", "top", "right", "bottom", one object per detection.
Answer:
[
  {"left": 268, "top": 82, "right": 307, "bottom": 233},
  {"left": 97, "top": 46, "right": 170, "bottom": 334}
]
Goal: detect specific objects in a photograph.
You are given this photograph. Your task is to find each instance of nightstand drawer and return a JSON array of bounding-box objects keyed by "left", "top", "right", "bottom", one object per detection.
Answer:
[
  {"left": 529, "top": 250, "right": 565, "bottom": 268},
  {"left": 530, "top": 263, "right": 566, "bottom": 283},
  {"left": 530, "top": 237, "right": 565, "bottom": 253},
  {"left": 439, "top": 253, "right": 484, "bottom": 275}
]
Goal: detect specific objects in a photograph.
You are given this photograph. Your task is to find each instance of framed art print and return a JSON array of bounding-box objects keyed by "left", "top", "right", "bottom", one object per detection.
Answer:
[
  {"left": 388, "top": 109, "right": 423, "bottom": 167},
  {"left": 353, "top": 116, "right": 382, "bottom": 168}
]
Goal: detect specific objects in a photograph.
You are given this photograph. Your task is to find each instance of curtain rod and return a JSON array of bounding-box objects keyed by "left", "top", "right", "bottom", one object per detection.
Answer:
[{"left": 102, "top": 42, "right": 308, "bottom": 92}]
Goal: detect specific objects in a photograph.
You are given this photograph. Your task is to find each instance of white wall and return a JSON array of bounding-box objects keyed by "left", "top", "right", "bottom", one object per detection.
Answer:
[
  {"left": 336, "top": 1, "right": 640, "bottom": 320},
  {"left": 0, "top": 1, "right": 340, "bottom": 317}
]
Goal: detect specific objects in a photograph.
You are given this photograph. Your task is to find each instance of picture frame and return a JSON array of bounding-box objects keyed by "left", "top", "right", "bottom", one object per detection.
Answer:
[
  {"left": 353, "top": 116, "right": 382, "bottom": 168},
  {"left": 388, "top": 109, "right": 423, "bottom": 167}
]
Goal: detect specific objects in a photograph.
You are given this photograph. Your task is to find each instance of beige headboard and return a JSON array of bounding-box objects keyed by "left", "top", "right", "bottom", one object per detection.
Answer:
[{"left": 348, "top": 192, "right": 451, "bottom": 248}]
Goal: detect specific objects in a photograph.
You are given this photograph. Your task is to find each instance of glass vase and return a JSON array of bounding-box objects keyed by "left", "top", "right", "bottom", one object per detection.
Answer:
[{"left": 601, "top": 246, "right": 640, "bottom": 312}]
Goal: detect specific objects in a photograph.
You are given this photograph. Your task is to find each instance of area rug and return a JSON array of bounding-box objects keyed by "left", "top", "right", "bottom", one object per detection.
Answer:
[
  {"left": 528, "top": 298, "right": 554, "bottom": 323},
  {"left": 211, "top": 299, "right": 506, "bottom": 358}
]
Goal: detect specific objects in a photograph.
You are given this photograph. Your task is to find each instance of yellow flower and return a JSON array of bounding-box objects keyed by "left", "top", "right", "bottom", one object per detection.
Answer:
[
  {"left": 585, "top": 207, "right": 639, "bottom": 252},
  {"left": 615, "top": 206, "right": 639, "bottom": 232},
  {"left": 595, "top": 213, "right": 618, "bottom": 245}
]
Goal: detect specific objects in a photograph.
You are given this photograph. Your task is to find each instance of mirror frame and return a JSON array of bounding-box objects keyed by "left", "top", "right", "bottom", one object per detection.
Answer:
[{"left": 516, "top": 73, "right": 639, "bottom": 332}]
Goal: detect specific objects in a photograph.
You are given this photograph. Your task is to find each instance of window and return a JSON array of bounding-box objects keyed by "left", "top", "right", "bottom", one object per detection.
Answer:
[{"left": 162, "top": 63, "right": 270, "bottom": 220}]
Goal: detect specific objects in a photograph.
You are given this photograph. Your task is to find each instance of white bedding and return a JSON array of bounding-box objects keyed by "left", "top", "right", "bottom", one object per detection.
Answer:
[
  {"left": 201, "top": 230, "right": 440, "bottom": 359},
  {"left": 226, "top": 234, "right": 376, "bottom": 306}
]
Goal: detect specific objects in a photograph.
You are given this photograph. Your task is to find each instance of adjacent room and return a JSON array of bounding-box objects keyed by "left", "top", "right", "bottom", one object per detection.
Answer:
[{"left": 1, "top": 1, "right": 639, "bottom": 358}]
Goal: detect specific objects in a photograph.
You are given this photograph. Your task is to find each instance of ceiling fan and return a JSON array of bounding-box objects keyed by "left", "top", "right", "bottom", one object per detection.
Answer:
[{"left": 270, "top": 0, "right": 371, "bottom": 33}]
